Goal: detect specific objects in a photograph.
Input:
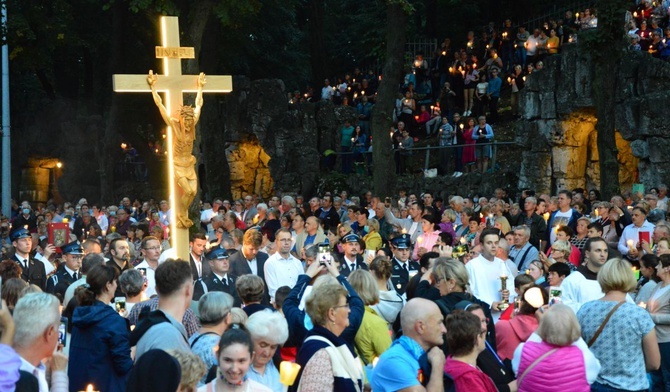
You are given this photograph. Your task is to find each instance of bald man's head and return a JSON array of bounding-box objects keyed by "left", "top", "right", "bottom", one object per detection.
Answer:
[{"left": 400, "top": 298, "right": 446, "bottom": 351}]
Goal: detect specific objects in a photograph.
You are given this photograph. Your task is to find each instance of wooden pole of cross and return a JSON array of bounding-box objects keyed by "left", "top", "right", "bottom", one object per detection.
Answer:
[{"left": 112, "top": 16, "right": 232, "bottom": 261}]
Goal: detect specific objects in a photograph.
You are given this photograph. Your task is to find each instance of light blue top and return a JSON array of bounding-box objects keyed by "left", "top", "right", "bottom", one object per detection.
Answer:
[{"left": 248, "top": 361, "right": 282, "bottom": 392}]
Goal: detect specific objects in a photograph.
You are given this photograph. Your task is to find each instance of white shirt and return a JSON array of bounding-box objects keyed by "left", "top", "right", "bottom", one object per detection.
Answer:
[
  {"left": 34, "top": 253, "right": 56, "bottom": 275},
  {"left": 658, "top": 196, "right": 668, "bottom": 211},
  {"left": 264, "top": 252, "right": 304, "bottom": 301},
  {"left": 19, "top": 356, "right": 68, "bottom": 392},
  {"left": 96, "top": 213, "right": 109, "bottom": 232},
  {"left": 560, "top": 269, "right": 603, "bottom": 313},
  {"left": 246, "top": 257, "right": 258, "bottom": 275},
  {"left": 549, "top": 209, "right": 574, "bottom": 244},
  {"left": 617, "top": 220, "right": 655, "bottom": 257},
  {"left": 191, "top": 253, "right": 204, "bottom": 278},
  {"left": 135, "top": 259, "right": 158, "bottom": 298},
  {"left": 465, "top": 254, "right": 516, "bottom": 322}
]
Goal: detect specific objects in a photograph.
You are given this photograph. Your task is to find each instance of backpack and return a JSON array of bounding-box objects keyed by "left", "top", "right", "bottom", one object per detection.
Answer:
[{"left": 129, "top": 308, "right": 170, "bottom": 346}]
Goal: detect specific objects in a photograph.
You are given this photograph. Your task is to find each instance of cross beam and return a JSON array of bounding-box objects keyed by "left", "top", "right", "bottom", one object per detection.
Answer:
[{"left": 113, "top": 16, "right": 232, "bottom": 260}]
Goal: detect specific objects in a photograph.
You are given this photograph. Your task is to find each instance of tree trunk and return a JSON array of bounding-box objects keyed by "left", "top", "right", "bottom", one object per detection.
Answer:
[
  {"left": 587, "top": 0, "right": 628, "bottom": 199},
  {"left": 371, "top": 2, "right": 408, "bottom": 197},
  {"left": 99, "top": 2, "right": 126, "bottom": 204},
  {"left": 308, "top": 0, "right": 326, "bottom": 84}
]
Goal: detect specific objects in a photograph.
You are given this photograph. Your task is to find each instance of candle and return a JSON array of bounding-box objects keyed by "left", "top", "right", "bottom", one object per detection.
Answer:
[
  {"left": 279, "top": 361, "right": 302, "bottom": 387},
  {"left": 62, "top": 218, "right": 69, "bottom": 224},
  {"left": 594, "top": 208, "right": 599, "bottom": 217},
  {"left": 627, "top": 239, "right": 635, "bottom": 251},
  {"left": 460, "top": 237, "right": 467, "bottom": 245},
  {"left": 390, "top": 131, "right": 394, "bottom": 138},
  {"left": 575, "top": 12, "right": 580, "bottom": 18},
  {"left": 449, "top": 66, "right": 453, "bottom": 73},
  {"left": 459, "top": 124, "right": 464, "bottom": 129},
  {"left": 524, "top": 287, "right": 545, "bottom": 308},
  {"left": 441, "top": 51, "right": 446, "bottom": 55},
  {"left": 507, "top": 77, "right": 512, "bottom": 84},
  {"left": 401, "top": 228, "right": 407, "bottom": 234},
  {"left": 501, "top": 261, "right": 507, "bottom": 278},
  {"left": 633, "top": 11, "right": 638, "bottom": 17},
  {"left": 638, "top": 301, "right": 647, "bottom": 309},
  {"left": 417, "top": 236, "right": 423, "bottom": 244},
  {"left": 523, "top": 76, "right": 526, "bottom": 82},
  {"left": 361, "top": 90, "right": 365, "bottom": 96},
  {"left": 633, "top": 267, "right": 641, "bottom": 280}
]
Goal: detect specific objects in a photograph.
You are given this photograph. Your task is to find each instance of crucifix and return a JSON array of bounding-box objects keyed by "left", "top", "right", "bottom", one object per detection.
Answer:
[{"left": 113, "top": 16, "right": 232, "bottom": 260}]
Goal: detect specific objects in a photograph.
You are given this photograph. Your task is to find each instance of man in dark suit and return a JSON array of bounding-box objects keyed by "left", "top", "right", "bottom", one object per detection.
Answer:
[
  {"left": 390, "top": 234, "right": 421, "bottom": 297},
  {"left": 338, "top": 233, "right": 368, "bottom": 277},
  {"left": 46, "top": 241, "right": 83, "bottom": 303},
  {"left": 10, "top": 228, "right": 46, "bottom": 290},
  {"left": 229, "top": 229, "right": 270, "bottom": 304},
  {"left": 193, "top": 247, "right": 241, "bottom": 306},
  {"left": 316, "top": 195, "right": 340, "bottom": 231},
  {"left": 189, "top": 233, "right": 211, "bottom": 281}
]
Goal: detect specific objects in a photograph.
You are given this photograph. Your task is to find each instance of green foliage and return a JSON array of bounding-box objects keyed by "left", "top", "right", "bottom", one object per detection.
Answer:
[{"left": 316, "top": 171, "right": 352, "bottom": 196}]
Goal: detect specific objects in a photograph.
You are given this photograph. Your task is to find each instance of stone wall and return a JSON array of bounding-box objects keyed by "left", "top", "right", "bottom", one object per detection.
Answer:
[{"left": 517, "top": 44, "right": 670, "bottom": 195}]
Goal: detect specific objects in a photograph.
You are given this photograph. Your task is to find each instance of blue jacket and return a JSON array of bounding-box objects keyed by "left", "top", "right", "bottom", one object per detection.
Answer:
[
  {"left": 283, "top": 274, "right": 364, "bottom": 351},
  {"left": 69, "top": 300, "right": 133, "bottom": 392}
]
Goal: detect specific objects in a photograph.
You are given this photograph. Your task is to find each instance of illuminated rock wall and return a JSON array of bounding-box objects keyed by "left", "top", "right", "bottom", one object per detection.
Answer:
[{"left": 516, "top": 44, "right": 667, "bottom": 195}]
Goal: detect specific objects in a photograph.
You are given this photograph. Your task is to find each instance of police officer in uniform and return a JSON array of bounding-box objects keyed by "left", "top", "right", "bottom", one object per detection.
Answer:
[
  {"left": 338, "top": 233, "right": 369, "bottom": 277},
  {"left": 10, "top": 228, "right": 47, "bottom": 290},
  {"left": 46, "top": 241, "right": 84, "bottom": 303},
  {"left": 390, "top": 234, "right": 420, "bottom": 297},
  {"left": 193, "top": 247, "right": 240, "bottom": 306}
]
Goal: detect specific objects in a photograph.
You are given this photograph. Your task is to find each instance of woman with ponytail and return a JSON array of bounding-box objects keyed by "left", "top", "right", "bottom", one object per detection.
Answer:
[{"left": 68, "top": 263, "right": 133, "bottom": 392}]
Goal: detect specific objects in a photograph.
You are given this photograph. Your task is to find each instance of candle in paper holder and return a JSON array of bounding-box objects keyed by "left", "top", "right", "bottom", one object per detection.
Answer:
[
  {"left": 280, "top": 361, "right": 301, "bottom": 389},
  {"left": 81, "top": 385, "right": 98, "bottom": 392}
]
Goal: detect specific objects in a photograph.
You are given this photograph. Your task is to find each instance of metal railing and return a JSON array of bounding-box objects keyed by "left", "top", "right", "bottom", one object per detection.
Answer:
[{"left": 332, "top": 141, "right": 518, "bottom": 174}]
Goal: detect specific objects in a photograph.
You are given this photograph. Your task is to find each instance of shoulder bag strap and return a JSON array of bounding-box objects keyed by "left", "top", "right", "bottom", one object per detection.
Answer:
[
  {"left": 517, "top": 348, "right": 559, "bottom": 386},
  {"left": 587, "top": 301, "right": 625, "bottom": 347}
]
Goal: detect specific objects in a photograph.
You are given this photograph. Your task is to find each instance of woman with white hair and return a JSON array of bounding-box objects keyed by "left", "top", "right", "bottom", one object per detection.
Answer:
[
  {"left": 512, "top": 304, "right": 600, "bottom": 391},
  {"left": 246, "top": 309, "right": 290, "bottom": 392},
  {"left": 189, "top": 291, "right": 234, "bottom": 386}
]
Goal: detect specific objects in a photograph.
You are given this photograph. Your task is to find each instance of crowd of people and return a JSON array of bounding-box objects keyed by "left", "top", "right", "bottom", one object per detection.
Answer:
[
  {"left": 1, "top": 183, "right": 670, "bottom": 391},
  {"left": 318, "top": 2, "right": 670, "bottom": 178}
]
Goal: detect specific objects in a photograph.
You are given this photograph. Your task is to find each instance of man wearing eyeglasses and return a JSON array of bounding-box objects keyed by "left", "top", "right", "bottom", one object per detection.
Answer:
[
  {"left": 46, "top": 241, "right": 84, "bottom": 303},
  {"left": 135, "top": 236, "right": 162, "bottom": 298}
]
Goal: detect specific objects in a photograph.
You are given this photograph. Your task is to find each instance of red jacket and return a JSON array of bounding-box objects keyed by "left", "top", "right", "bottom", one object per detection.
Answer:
[
  {"left": 495, "top": 314, "right": 539, "bottom": 360},
  {"left": 444, "top": 357, "right": 498, "bottom": 392}
]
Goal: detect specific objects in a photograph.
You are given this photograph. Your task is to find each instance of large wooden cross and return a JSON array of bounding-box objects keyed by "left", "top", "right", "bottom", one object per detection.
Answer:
[{"left": 113, "top": 16, "right": 232, "bottom": 260}]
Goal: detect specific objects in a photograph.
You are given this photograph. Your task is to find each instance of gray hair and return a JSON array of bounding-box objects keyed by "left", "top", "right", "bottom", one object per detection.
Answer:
[
  {"left": 525, "top": 196, "right": 537, "bottom": 205},
  {"left": 514, "top": 225, "right": 531, "bottom": 239},
  {"left": 119, "top": 269, "right": 145, "bottom": 297},
  {"left": 256, "top": 203, "right": 268, "bottom": 212},
  {"left": 246, "top": 309, "right": 289, "bottom": 345},
  {"left": 198, "top": 292, "right": 234, "bottom": 325},
  {"left": 304, "top": 244, "right": 318, "bottom": 259},
  {"left": 449, "top": 196, "right": 464, "bottom": 205},
  {"left": 498, "top": 237, "right": 510, "bottom": 253},
  {"left": 281, "top": 196, "right": 296, "bottom": 208},
  {"left": 13, "top": 293, "right": 60, "bottom": 348}
]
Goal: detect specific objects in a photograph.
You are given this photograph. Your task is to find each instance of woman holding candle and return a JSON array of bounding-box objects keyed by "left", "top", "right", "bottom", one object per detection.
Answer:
[
  {"left": 412, "top": 213, "right": 442, "bottom": 261},
  {"left": 291, "top": 282, "right": 364, "bottom": 392},
  {"left": 198, "top": 327, "right": 273, "bottom": 392},
  {"left": 495, "top": 284, "right": 548, "bottom": 361},
  {"left": 577, "top": 258, "right": 660, "bottom": 392},
  {"left": 646, "top": 254, "right": 670, "bottom": 391},
  {"left": 69, "top": 264, "right": 133, "bottom": 392}
]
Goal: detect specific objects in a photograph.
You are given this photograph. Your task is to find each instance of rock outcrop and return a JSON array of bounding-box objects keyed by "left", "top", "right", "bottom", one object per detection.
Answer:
[{"left": 517, "top": 44, "right": 670, "bottom": 194}]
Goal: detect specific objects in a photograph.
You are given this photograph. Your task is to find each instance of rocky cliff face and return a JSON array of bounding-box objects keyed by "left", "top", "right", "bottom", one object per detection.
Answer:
[{"left": 517, "top": 44, "right": 670, "bottom": 194}]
